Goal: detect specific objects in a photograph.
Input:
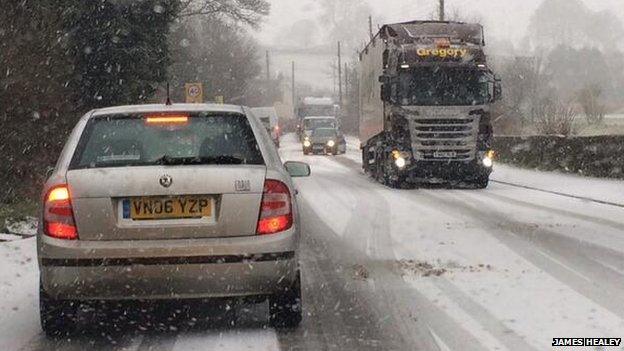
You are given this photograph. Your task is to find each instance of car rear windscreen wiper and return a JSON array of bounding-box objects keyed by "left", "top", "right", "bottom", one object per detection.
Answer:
[{"left": 153, "top": 155, "right": 246, "bottom": 165}]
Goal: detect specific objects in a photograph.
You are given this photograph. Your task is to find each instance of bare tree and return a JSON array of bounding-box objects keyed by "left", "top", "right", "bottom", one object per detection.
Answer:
[
  {"left": 578, "top": 84, "right": 606, "bottom": 125},
  {"left": 534, "top": 97, "right": 577, "bottom": 136},
  {"left": 178, "top": 0, "right": 269, "bottom": 27}
]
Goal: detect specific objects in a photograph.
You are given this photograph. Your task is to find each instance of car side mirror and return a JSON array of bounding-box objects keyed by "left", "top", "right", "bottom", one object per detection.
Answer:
[
  {"left": 45, "top": 166, "right": 55, "bottom": 179},
  {"left": 284, "top": 161, "right": 311, "bottom": 178},
  {"left": 378, "top": 75, "right": 390, "bottom": 84}
]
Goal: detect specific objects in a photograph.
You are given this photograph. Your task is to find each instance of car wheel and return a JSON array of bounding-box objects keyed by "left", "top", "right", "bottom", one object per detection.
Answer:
[
  {"left": 40, "top": 282, "right": 78, "bottom": 337},
  {"left": 269, "top": 271, "right": 302, "bottom": 329}
]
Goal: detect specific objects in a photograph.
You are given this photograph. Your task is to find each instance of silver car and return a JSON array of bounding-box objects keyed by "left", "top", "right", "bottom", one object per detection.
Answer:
[{"left": 37, "top": 104, "right": 310, "bottom": 336}]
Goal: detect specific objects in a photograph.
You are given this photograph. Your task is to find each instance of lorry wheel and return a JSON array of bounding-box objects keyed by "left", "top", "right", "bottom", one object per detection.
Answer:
[
  {"left": 269, "top": 272, "right": 302, "bottom": 329},
  {"left": 471, "top": 176, "right": 490, "bottom": 189},
  {"left": 40, "top": 282, "right": 78, "bottom": 337}
]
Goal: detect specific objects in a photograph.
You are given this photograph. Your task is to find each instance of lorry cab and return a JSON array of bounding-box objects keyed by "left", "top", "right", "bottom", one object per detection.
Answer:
[{"left": 359, "top": 20, "right": 501, "bottom": 189}]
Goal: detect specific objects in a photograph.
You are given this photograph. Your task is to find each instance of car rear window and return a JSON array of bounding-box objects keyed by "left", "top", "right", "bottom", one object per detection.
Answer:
[
  {"left": 314, "top": 128, "right": 337, "bottom": 138},
  {"left": 69, "top": 113, "right": 264, "bottom": 169}
]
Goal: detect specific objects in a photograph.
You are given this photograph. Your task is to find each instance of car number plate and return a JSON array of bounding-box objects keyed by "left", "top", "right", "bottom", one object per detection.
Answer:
[
  {"left": 125, "top": 196, "right": 213, "bottom": 220},
  {"left": 433, "top": 151, "right": 457, "bottom": 158}
]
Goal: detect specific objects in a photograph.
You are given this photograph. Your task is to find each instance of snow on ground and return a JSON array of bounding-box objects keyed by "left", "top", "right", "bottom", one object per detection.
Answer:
[
  {"left": 492, "top": 164, "right": 624, "bottom": 206},
  {"left": 171, "top": 330, "right": 279, "bottom": 351},
  {"left": 280, "top": 133, "right": 624, "bottom": 351},
  {"left": 0, "top": 238, "right": 40, "bottom": 351}
]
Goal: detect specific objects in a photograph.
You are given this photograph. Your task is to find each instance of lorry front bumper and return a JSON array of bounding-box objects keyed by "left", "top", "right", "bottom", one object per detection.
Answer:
[{"left": 403, "top": 159, "right": 492, "bottom": 182}]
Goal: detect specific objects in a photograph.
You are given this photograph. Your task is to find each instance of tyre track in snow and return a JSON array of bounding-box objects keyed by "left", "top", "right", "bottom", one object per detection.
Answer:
[
  {"left": 288, "top": 198, "right": 493, "bottom": 351},
  {"left": 324, "top": 155, "right": 541, "bottom": 351},
  {"left": 413, "top": 190, "right": 624, "bottom": 319},
  {"left": 280, "top": 143, "right": 497, "bottom": 349},
  {"left": 474, "top": 190, "right": 624, "bottom": 232}
]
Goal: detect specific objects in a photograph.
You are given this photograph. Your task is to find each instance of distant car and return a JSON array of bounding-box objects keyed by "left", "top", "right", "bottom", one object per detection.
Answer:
[
  {"left": 251, "top": 107, "right": 280, "bottom": 147},
  {"left": 303, "top": 127, "right": 346, "bottom": 155},
  {"left": 37, "top": 104, "right": 310, "bottom": 336},
  {"left": 301, "top": 116, "right": 337, "bottom": 141}
]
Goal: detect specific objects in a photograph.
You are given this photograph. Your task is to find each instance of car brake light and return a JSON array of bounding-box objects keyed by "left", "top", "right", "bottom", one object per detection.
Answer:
[
  {"left": 145, "top": 114, "right": 189, "bottom": 124},
  {"left": 44, "top": 185, "right": 78, "bottom": 240},
  {"left": 257, "top": 180, "right": 293, "bottom": 235}
]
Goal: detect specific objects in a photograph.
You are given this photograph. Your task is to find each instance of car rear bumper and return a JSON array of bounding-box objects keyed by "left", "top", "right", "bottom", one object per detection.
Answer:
[
  {"left": 304, "top": 144, "right": 337, "bottom": 154},
  {"left": 38, "top": 229, "right": 299, "bottom": 300}
]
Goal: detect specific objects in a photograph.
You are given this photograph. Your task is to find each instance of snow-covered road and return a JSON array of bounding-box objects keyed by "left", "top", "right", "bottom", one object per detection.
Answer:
[{"left": 2, "top": 134, "right": 624, "bottom": 350}]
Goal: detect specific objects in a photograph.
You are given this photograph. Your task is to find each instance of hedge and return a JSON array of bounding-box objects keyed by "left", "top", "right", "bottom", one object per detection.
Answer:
[{"left": 493, "top": 135, "right": 624, "bottom": 179}]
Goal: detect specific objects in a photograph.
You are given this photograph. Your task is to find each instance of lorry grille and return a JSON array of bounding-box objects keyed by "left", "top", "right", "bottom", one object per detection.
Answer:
[{"left": 410, "top": 116, "right": 480, "bottom": 161}]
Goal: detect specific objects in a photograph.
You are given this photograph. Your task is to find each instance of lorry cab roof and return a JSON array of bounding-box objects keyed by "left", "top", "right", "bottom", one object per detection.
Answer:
[{"left": 380, "top": 20, "right": 484, "bottom": 45}]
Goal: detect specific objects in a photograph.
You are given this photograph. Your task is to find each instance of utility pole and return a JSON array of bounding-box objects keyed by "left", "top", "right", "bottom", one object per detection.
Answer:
[
  {"left": 338, "top": 41, "right": 342, "bottom": 108},
  {"left": 344, "top": 63, "right": 349, "bottom": 103},
  {"left": 265, "top": 50, "right": 271, "bottom": 104},
  {"left": 439, "top": 0, "right": 445, "bottom": 21},
  {"left": 291, "top": 61, "right": 296, "bottom": 119}
]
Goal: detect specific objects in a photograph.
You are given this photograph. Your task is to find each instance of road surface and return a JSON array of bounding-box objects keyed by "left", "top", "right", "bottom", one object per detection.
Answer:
[{"left": 1, "top": 134, "right": 623, "bottom": 350}]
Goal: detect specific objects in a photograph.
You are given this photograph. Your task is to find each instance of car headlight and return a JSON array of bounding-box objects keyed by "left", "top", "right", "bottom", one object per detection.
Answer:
[
  {"left": 303, "top": 140, "right": 311, "bottom": 147},
  {"left": 327, "top": 140, "right": 335, "bottom": 147}
]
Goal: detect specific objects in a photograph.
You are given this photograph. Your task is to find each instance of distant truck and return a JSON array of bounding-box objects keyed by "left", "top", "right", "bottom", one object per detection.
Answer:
[
  {"left": 251, "top": 107, "right": 280, "bottom": 147},
  {"left": 358, "top": 20, "right": 501, "bottom": 188},
  {"left": 296, "top": 97, "right": 339, "bottom": 139}
]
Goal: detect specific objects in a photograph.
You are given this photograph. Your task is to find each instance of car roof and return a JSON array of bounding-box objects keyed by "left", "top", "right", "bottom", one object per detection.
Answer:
[
  {"left": 303, "top": 116, "right": 336, "bottom": 120},
  {"left": 91, "top": 103, "right": 245, "bottom": 117}
]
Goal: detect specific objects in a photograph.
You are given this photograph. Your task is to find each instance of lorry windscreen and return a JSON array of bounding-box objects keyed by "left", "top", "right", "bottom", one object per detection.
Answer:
[
  {"left": 298, "top": 106, "right": 335, "bottom": 118},
  {"left": 399, "top": 68, "right": 490, "bottom": 106}
]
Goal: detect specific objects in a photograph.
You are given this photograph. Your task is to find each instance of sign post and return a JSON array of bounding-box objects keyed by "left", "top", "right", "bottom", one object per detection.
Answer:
[{"left": 185, "top": 83, "right": 203, "bottom": 103}]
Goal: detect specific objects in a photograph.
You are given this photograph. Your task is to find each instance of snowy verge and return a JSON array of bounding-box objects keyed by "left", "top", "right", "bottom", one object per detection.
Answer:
[{"left": 491, "top": 164, "right": 624, "bottom": 206}]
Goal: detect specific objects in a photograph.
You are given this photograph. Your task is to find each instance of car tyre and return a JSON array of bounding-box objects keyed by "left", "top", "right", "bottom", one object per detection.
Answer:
[
  {"left": 40, "top": 282, "right": 78, "bottom": 337},
  {"left": 269, "top": 272, "right": 302, "bottom": 329}
]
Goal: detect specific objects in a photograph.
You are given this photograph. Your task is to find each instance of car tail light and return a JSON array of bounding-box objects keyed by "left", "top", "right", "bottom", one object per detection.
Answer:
[
  {"left": 44, "top": 185, "right": 78, "bottom": 240},
  {"left": 257, "top": 180, "right": 293, "bottom": 235}
]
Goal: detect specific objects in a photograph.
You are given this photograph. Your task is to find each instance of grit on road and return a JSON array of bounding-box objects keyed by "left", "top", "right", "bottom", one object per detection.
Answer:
[{"left": 1, "top": 134, "right": 623, "bottom": 351}]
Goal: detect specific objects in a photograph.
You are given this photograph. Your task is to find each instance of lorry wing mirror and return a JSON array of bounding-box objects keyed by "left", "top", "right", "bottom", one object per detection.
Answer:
[
  {"left": 493, "top": 79, "right": 502, "bottom": 102},
  {"left": 381, "top": 85, "right": 391, "bottom": 102}
]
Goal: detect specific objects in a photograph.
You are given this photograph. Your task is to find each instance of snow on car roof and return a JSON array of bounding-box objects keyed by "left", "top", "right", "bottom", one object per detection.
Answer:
[
  {"left": 303, "top": 116, "right": 337, "bottom": 120},
  {"left": 91, "top": 103, "right": 244, "bottom": 117}
]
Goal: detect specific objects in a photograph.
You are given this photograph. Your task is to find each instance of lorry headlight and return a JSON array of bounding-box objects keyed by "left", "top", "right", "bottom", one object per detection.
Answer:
[
  {"left": 327, "top": 140, "right": 335, "bottom": 147},
  {"left": 482, "top": 156, "right": 493, "bottom": 168},
  {"left": 482, "top": 150, "right": 495, "bottom": 168},
  {"left": 303, "top": 140, "right": 311, "bottom": 148},
  {"left": 395, "top": 157, "right": 407, "bottom": 169}
]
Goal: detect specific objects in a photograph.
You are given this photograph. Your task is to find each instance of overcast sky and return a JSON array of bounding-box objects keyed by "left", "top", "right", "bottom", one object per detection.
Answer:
[
  {"left": 255, "top": 0, "right": 624, "bottom": 90},
  {"left": 256, "top": 0, "right": 624, "bottom": 47}
]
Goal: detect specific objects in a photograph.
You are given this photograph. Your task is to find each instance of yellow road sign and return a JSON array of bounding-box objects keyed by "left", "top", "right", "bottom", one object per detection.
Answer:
[{"left": 185, "top": 83, "right": 203, "bottom": 103}]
